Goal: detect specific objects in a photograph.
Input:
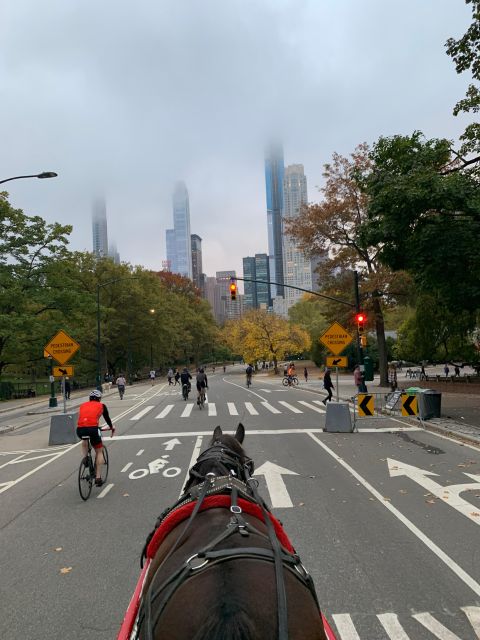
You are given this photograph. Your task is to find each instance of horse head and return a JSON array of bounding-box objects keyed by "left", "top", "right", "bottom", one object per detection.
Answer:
[{"left": 182, "top": 423, "right": 254, "bottom": 493}]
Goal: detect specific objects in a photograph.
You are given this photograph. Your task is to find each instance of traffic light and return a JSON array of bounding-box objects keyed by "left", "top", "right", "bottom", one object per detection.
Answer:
[
  {"left": 355, "top": 312, "right": 366, "bottom": 334},
  {"left": 230, "top": 280, "right": 237, "bottom": 301},
  {"left": 361, "top": 335, "right": 367, "bottom": 347}
]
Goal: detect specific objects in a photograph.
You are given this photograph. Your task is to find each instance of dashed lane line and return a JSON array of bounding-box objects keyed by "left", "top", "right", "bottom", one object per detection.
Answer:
[
  {"left": 121, "top": 462, "right": 133, "bottom": 473},
  {"left": 97, "top": 483, "right": 114, "bottom": 499},
  {"left": 136, "top": 449, "right": 144, "bottom": 456}
]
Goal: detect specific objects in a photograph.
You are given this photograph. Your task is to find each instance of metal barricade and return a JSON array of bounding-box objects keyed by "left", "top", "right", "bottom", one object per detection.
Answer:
[{"left": 352, "top": 390, "right": 420, "bottom": 430}]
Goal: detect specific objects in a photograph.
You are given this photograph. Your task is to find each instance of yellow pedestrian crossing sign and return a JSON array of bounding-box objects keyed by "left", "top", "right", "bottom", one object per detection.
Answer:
[{"left": 357, "top": 394, "right": 374, "bottom": 417}]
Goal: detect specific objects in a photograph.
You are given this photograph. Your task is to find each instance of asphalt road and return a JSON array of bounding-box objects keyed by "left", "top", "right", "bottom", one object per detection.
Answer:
[{"left": 1, "top": 370, "right": 480, "bottom": 640}]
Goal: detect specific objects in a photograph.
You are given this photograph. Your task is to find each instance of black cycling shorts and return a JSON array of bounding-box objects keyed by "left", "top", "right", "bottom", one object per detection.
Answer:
[
  {"left": 77, "top": 427, "right": 103, "bottom": 449},
  {"left": 196, "top": 382, "right": 206, "bottom": 392}
]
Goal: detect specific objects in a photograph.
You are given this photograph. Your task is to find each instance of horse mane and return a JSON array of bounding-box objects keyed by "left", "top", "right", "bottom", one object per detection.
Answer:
[{"left": 192, "top": 607, "right": 255, "bottom": 640}]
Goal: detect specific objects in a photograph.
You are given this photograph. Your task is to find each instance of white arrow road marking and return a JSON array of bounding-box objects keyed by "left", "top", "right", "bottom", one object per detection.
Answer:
[
  {"left": 155, "top": 404, "right": 174, "bottom": 419},
  {"left": 208, "top": 402, "right": 217, "bottom": 416},
  {"left": 278, "top": 401, "right": 303, "bottom": 414},
  {"left": 245, "top": 402, "right": 259, "bottom": 415},
  {"left": 163, "top": 438, "right": 181, "bottom": 451},
  {"left": 181, "top": 403, "right": 194, "bottom": 418},
  {"left": 261, "top": 402, "right": 281, "bottom": 414},
  {"left": 332, "top": 614, "right": 361, "bottom": 640},
  {"left": 227, "top": 402, "right": 238, "bottom": 416},
  {"left": 298, "top": 400, "right": 325, "bottom": 414},
  {"left": 254, "top": 461, "right": 298, "bottom": 508},
  {"left": 377, "top": 613, "right": 411, "bottom": 639},
  {"left": 130, "top": 406, "right": 154, "bottom": 420},
  {"left": 388, "top": 458, "right": 480, "bottom": 526}
]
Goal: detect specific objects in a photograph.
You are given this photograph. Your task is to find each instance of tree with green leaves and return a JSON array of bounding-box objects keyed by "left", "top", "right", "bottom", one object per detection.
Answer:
[{"left": 287, "top": 296, "right": 329, "bottom": 366}]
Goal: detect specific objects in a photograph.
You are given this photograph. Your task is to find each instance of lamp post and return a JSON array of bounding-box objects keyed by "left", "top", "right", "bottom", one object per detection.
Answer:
[
  {"left": 0, "top": 172, "right": 58, "bottom": 185},
  {"left": 96, "top": 276, "right": 139, "bottom": 391},
  {"left": 149, "top": 309, "right": 155, "bottom": 370}
]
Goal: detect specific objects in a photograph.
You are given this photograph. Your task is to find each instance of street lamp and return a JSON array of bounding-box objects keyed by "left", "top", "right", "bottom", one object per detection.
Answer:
[
  {"left": 96, "top": 276, "right": 139, "bottom": 391},
  {"left": 0, "top": 172, "right": 58, "bottom": 185}
]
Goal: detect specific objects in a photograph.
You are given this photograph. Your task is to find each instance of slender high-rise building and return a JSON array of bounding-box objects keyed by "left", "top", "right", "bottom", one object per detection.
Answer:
[
  {"left": 92, "top": 198, "right": 108, "bottom": 258},
  {"left": 242, "top": 257, "right": 257, "bottom": 309},
  {"left": 108, "top": 242, "right": 120, "bottom": 264},
  {"left": 265, "top": 143, "right": 285, "bottom": 298},
  {"left": 283, "top": 164, "right": 313, "bottom": 311},
  {"left": 191, "top": 234, "right": 203, "bottom": 291},
  {"left": 242, "top": 253, "right": 271, "bottom": 310},
  {"left": 165, "top": 182, "right": 192, "bottom": 278}
]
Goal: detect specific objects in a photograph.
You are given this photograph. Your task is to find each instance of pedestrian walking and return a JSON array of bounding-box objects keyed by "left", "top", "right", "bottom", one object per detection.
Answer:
[
  {"left": 454, "top": 365, "right": 460, "bottom": 377},
  {"left": 223, "top": 365, "right": 226, "bottom": 373},
  {"left": 304, "top": 367, "right": 308, "bottom": 383},
  {"left": 322, "top": 368, "right": 334, "bottom": 404},
  {"left": 444, "top": 363, "right": 450, "bottom": 378},
  {"left": 420, "top": 364, "right": 426, "bottom": 381},
  {"left": 388, "top": 364, "right": 397, "bottom": 392},
  {"left": 116, "top": 373, "right": 126, "bottom": 399},
  {"left": 174, "top": 369, "right": 180, "bottom": 385},
  {"left": 64, "top": 376, "right": 71, "bottom": 399},
  {"left": 149, "top": 370, "right": 156, "bottom": 386},
  {"left": 167, "top": 368, "right": 174, "bottom": 385},
  {"left": 354, "top": 365, "right": 367, "bottom": 393}
]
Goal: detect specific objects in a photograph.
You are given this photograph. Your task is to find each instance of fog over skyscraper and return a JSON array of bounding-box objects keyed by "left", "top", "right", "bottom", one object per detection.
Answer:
[
  {"left": 92, "top": 197, "right": 108, "bottom": 258},
  {"left": 165, "top": 181, "right": 192, "bottom": 278},
  {"left": 265, "top": 143, "right": 285, "bottom": 298}
]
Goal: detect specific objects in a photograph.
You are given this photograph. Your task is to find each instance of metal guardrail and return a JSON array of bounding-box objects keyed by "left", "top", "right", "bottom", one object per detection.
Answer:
[{"left": 351, "top": 390, "right": 422, "bottom": 429}]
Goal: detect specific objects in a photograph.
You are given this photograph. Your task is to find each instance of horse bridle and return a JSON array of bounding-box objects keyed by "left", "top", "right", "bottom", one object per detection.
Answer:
[{"left": 135, "top": 443, "right": 320, "bottom": 640}]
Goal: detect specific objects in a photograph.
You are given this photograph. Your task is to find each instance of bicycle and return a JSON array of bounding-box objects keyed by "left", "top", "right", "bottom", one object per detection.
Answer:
[
  {"left": 197, "top": 387, "right": 206, "bottom": 409},
  {"left": 246, "top": 375, "right": 252, "bottom": 388},
  {"left": 282, "top": 376, "right": 299, "bottom": 387},
  {"left": 182, "top": 382, "right": 190, "bottom": 401},
  {"left": 78, "top": 427, "right": 112, "bottom": 501}
]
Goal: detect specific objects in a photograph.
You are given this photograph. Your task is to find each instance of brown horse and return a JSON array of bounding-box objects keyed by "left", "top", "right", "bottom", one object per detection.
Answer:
[{"left": 118, "top": 424, "right": 335, "bottom": 640}]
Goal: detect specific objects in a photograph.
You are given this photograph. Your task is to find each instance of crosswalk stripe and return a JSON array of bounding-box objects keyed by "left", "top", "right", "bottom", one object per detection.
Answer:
[
  {"left": 181, "top": 403, "right": 194, "bottom": 418},
  {"left": 155, "top": 404, "right": 174, "bottom": 419},
  {"left": 261, "top": 402, "right": 281, "bottom": 414},
  {"left": 208, "top": 402, "right": 217, "bottom": 416},
  {"left": 278, "top": 401, "right": 303, "bottom": 414},
  {"left": 245, "top": 402, "right": 259, "bottom": 415},
  {"left": 227, "top": 402, "right": 238, "bottom": 416},
  {"left": 331, "top": 614, "right": 361, "bottom": 640},
  {"left": 377, "top": 613, "right": 410, "bottom": 639},
  {"left": 130, "top": 406, "right": 154, "bottom": 420},
  {"left": 298, "top": 400, "right": 325, "bottom": 414}
]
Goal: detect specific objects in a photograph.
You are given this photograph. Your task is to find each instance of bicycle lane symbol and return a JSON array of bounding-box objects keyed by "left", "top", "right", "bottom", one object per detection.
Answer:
[{"left": 128, "top": 455, "right": 181, "bottom": 480}]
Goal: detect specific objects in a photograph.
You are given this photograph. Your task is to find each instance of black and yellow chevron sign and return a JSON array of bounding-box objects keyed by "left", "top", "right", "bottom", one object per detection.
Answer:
[
  {"left": 358, "top": 394, "right": 374, "bottom": 417},
  {"left": 401, "top": 394, "right": 418, "bottom": 416}
]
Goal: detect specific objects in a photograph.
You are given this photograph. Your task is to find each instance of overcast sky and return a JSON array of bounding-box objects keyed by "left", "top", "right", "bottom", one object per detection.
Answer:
[{"left": 0, "top": 0, "right": 473, "bottom": 281}]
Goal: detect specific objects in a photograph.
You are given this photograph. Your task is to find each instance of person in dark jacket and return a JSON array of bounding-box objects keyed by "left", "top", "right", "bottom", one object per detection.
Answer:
[{"left": 322, "top": 368, "right": 334, "bottom": 404}]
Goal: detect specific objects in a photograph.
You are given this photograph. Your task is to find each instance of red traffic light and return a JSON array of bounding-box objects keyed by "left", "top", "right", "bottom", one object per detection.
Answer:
[{"left": 355, "top": 313, "right": 365, "bottom": 324}]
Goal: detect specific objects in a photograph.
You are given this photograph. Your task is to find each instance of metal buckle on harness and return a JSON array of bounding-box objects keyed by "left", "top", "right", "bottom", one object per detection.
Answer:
[
  {"left": 186, "top": 553, "right": 209, "bottom": 571},
  {"left": 230, "top": 505, "right": 242, "bottom": 514}
]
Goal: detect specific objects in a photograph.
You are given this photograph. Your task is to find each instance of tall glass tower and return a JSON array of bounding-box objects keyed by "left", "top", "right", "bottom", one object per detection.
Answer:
[
  {"left": 165, "top": 182, "right": 192, "bottom": 278},
  {"left": 92, "top": 197, "right": 108, "bottom": 258},
  {"left": 265, "top": 143, "right": 285, "bottom": 298}
]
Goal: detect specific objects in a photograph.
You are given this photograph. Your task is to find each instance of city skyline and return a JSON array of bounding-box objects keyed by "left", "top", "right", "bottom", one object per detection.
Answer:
[{"left": 1, "top": 2, "right": 472, "bottom": 281}]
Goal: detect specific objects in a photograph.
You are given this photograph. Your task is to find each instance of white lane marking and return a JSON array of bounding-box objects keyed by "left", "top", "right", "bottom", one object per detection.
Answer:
[
  {"left": 155, "top": 404, "right": 174, "bottom": 419},
  {"left": 461, "top": 606, "right": 480, "bottom": 636},
  {"left": 208, "top": 403, "right": 217, "bottom": 416},
  {"left": 0, "top": 453, "right": 28, "bottom": 470},
  {"left": 97, "top": 483, "right": 114, "bottom": 499},
  {"left": 261, "top": 402, "right": 281, "bottom": 415},
  {"left": 299, "top": 400, "right": 325, "bottom": 414},
  {"left": 0, "top": 446, "right": 71, "bottom": 456},
  {"left": 377, "top": 613, "right": 410, "bottom": 639},
  {"left": 6, "top": 453, "right": 60, "bottom": 465},
  {"left": 130, "top": 406, "right": 154, "bottom": 421},
  {"left": 312, "top": 400, "right": 327, "bottom": 408},
  {"left": 121, "top": 462, "right": 133, "bottom": 473},
  {"left": 245, "top": 402, "right": 259, "bottom": 415},
  {"left": 259, "top": 389, "right": 271, "bottom": 393},
  {"left": 308, "top": 432, "right": 480, "bottom": 598},
  {"left": 180, "top": 436, "right": 203, "bottom": 498},
  {"left": 413, "top": 612, "right": 464, "bottom": 639},
  {"left": 254, "top": 461, "right": 297, "bottom": 508},
  {"left": 278, "top": 401, "right": 303, "bottom": 414},
  {"left": 227, "top": 402, "right": 238, "bottom": 416},
  {"left": 332, "top": 613, "right": 361, "bottom": 639},
  {"left": 136, "top": 449, "right": 144, "bottom": 456},
  {"left": 181, "top": 403, "right": 194, "bottom": 418},
  {"left": 223, "top": 377, "right": 269, "bottom": 402}
]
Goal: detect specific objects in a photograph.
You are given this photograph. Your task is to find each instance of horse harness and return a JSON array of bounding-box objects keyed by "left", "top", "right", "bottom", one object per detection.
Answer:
[{"left": 135, "top": 442, "right": 321, "bottom": 640}]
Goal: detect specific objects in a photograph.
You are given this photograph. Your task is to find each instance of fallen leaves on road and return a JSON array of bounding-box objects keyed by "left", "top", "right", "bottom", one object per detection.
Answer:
[
  {"left": 54, "top": 547, "right": 62, "bottom": 552},
  {"left": 426, "top": 499, "right": 436, "bottom": 505},
  {"left": 399, "top": 489, "right": 408, "bottom": 494},
  {"left": 123, "top": 493, "right": 130, "bottom": 497},
  {"left": 298, "top": 502, "right": 305, "bottom": 507},
  {"left": 60, "top": 567, "right": 72, "bottom": 574},
  {"left": 470, "top": 512, "right": 480, "bottom": 517}
]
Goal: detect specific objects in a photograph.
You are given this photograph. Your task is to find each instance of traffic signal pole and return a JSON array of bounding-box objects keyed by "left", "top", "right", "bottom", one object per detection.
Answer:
[{"left": 354, "top": 270, "right": 364, "bottom": 366}]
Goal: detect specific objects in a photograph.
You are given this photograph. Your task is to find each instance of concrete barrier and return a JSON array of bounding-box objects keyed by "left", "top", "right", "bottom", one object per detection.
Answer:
[
  {"left": 324, "top": 403, "right": 353, "bottom": 433},
  {"left": 48, "top": 412, "right": 79, "bottom": 446}
]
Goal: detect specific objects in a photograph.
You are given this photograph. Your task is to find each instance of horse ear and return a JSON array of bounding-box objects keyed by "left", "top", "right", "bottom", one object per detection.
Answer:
[
  {"left": 235, "top": 423, "right": 245, "bottom": 444},
  {"left": 213, "top": 426, "right": 223, "bottom": 439}
]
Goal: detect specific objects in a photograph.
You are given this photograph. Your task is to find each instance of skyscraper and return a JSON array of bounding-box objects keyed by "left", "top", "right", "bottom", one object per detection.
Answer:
[
  {"left": 242, "top": 257, "right": 257, "bottom": 309},
  {"left": 191, "top": 234, "right": 203, "bottom": 291},
  {"left": 92, "top": 198, "right": 108, "bottom": 258},
  {"left": 282, "top": 164, "right": 313, "bottom": 311},
  {"left": 242, "top": 253, "right": 271, "bottom": 309},
  {"left": 108, "top": 242, "right": 120, "bottom": 264},
  {"left": 165, "top": 181, "right": 192, "bottom": 278},
  {"left": 265, "top": 143, "right": 285, "bottom": 298}
]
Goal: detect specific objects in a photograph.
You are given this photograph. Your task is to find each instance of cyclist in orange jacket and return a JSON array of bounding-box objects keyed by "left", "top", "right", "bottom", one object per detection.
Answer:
[{"left": 77, "top": 390, "right": 115, "bottom": 486}]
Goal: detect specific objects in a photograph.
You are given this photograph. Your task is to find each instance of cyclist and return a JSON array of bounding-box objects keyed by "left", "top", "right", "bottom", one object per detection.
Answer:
[
  {"left": 196, "top": 367, "right": 208, "bottom": 405},
  {"left": 76, "top": 390, "right": 115, "bottom": 487},
  {"left": 246, "top": 363, "right": 253, "bottom": 386},
  {"left": 116, "top": 373, "right": 126, "bottom": 399},
  {"left": 180, "top": 367, "right": 192, "bottom": 395}
]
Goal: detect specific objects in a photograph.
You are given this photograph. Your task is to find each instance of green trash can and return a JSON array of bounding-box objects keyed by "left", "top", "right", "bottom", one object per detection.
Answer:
[
  {"left": 406, "top": 387, "right": 441, "bottom": 420},
  {"left": 363, "top": 356, "right": 374, "bottom": 382}
]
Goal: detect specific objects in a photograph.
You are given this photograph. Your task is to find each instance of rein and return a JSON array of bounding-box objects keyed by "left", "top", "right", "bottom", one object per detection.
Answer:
[{"left": 133, "top": 442, "right": 320, "bottom": 640}]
